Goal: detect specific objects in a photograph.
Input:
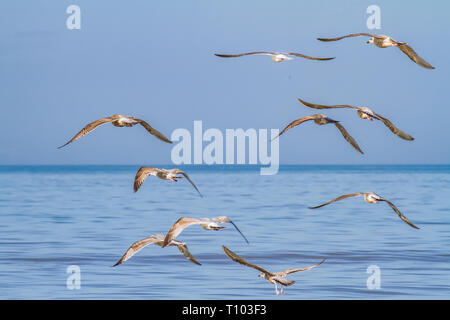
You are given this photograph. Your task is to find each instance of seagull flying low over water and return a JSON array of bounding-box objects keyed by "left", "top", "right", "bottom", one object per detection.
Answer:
[
  {"left": 222, "top": 246, "right": 325, "bottom": 296},
  {"left": 317, "top": 33, "right": 435, "bottom": 69},
  {"left": 162, "top": 217, "right": 249, "bottom": 248},
  {"left": 214, "top": 51, "right": 335, "bottom": 63},
  {"left": 113, "top": 233, "right": 201, "bottom": 267},
  {"left": 309, "top": 192, "right": 419, "bottom": 229},
  {"left": 58, "top": 114, "right": 172, "bottom": 149},
  {"left": 133, "top": 167, "right": 203, "bottom": 198},
  {"left": 298, "top": 98, "right": 414, "bottom": 141},
  {"left": 274, "top": 113, "right": 364, "bottom": 154}
]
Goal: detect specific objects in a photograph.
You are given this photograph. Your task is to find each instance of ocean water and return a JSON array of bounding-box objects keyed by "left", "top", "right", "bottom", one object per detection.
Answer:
[{"left": 0, "top": 165, "right": 449, "bottom": 299}]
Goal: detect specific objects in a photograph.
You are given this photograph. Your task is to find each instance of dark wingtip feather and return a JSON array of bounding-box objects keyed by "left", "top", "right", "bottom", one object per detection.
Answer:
[{"left": 112, "top": 260, "right": 121, "bottom": 267}]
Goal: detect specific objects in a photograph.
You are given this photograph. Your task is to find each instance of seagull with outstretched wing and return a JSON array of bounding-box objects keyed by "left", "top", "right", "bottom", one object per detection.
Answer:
[
  {"left": 222, "top": 245, "right": 325, "bottom": 296},
  {"left": 162, "top": 217, "right": 249, "bottom": 248},
  {"left": 309, "top": 192, "right": 420, "bottom": 229},
  {"left": 317, "top": 33, "right": 434, "bottom": 69},
  {"left": 58, "top": 114, "right": 172, "bottom": 148},
  {"left": 298, "top": 98, "right": 414, "bottom": 141},
  {"left": 215, "top": 51, "right": 334, "bottom": 63},
  {"left": 133, "top": 167, "right": 203, "bottom": 198},
  {"left": 274, "top": 113, "right": 364, "bottom": 154},
  {"left": 113, "top": 233, "right": 201, "bottom": 267}
]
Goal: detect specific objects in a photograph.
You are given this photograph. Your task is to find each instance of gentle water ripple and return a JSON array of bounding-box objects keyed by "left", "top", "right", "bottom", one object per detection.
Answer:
[{"left": 0, "top": 165, "right": 449, "bottom": 299}]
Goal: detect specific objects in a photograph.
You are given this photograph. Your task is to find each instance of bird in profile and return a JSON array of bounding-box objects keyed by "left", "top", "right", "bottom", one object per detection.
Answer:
[
  {"left": 274, "top": 114, "right": 364, "bottom": 154},
  {"left": 58, "top": 114, "right": 172, "bottom": 149},
  {"left": 133, "top": 167, "right": 203, "bottom": 198},
  {"left": 317, "top": 33, "right": 434, "bottom": 69},
  {"left": 222, "top": 246, "right": 325, "bottom": 296},
  {"left": 162, "top": 217, "right": 249, "bottom": 248},
  {"left": 309, "top": 192, "right": 419, "bottom": 229},
  {"left": 298, "top": 98, "right": 414, "bottom": 141},
  {"left": 113, "top": 233, "right": 201, "bottom": 267},
  {"left": 214, "top": 51, "right": 335, "bottom": 63}
]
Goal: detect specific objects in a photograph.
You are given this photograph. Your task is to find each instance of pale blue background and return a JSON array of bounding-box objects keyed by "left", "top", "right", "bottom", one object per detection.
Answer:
[{"left": 0, "top": 0, "right": 448, "bottom": 165}]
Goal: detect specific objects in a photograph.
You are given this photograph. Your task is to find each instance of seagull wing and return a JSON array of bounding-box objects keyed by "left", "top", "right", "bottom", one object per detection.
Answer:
[
  {"left": 298, "top": 98, "right": 359, "bottom": 110},
  {"left": 278, "top": 258, "right": 326, "bottom": 276},
  {"left": 309, "top": 193, "right": 364, "bottom": 209},
  {"left": 176, "top": 170, "right": 203, "bottom": 198},
  {"left": 222, "top": 245, "right": 273, "bottom": 275},
  {"left": 162, "top": 217, "right": 204, "bottom": 247},
  {"left": 214, "top": 52, "right": 274, "bottom": 58},
  {"left": 374, "top": 113, "right": 414, "bottom": 141},
  {"left": 273, "top": 115, "right": 318, "bottom": 140},
  {"left": 214, "top": 217, "right": 249, "bottom": 244},
  {"left": 58, "top": 116, "right": 114, "bottom": 149},
  {"left": 133, "top": 167, "right": 160, "bottom": 192},
  {"left": 131, "top": 118, "right": 172, "bottom": 143},
  {"left": 287, "top": 53, "right": 335, "bottom": 61},
  {"left": 317, "top": 33, "right": 376, "bottom": 42},
  {"left": 113, "top": 234, "right": 164, "bottom": 266},
  {"left": 397, "top": 44, "right": 435, "bottom": 69},
  {"left": 334, "top": 122, "right": 364, "bottom": 154},
  {"left": 379, "top": 198, "right": 420, "bottom": 229},
  {"left": 176, "top": 243, "right": 202, "bottom": 266}
]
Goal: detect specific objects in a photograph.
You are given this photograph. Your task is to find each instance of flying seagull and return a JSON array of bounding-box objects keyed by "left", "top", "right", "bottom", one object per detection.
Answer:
[
  {"left": 58, "top": 114, "right": 172, "bottom": 149},
  {"left": 113, "top": 233, "right": 201, "bottom": 267},
  {"left": 274, "top": 114, "right": 364, "bottom": 154},
  {"left": 162, "top": 216, "right": 249, "bottom": 248},
  {"left": 133, "top": 167, "right": 203, "bottom": 198},
  {"left": 214, "top": 51, "right": 335, "bottom": 63},
  {"left": 298, "top": 98, "right": 414, "bottom": 141},
  {"left": 317, "top": 33, "right": 434, "bottom": 69},
  {"left": 222, "top": 245, "right": 325, "bottom": 296},
  {"left": 309, "top": 192, "right": 419, "bottom": 229}
]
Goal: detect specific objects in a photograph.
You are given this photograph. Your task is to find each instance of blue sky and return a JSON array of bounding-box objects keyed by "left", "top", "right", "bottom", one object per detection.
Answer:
[{"left": 0, "top": 0, "right": 448, "bottom": 165}]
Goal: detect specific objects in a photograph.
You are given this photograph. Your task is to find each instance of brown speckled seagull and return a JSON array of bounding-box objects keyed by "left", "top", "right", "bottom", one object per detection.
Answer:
[
  {"left": 274, "top": 114, "right": 364, "bottom": 154},
  {"left": 309, "top": 192, "right": 419, "bottom": 229},
  {"left": 222, "top": 245, "right": 325, "bottom": 296},
  {"left": 215, "top": 51, "right": 335, "bottom": 63},
  {"left": 133, "top": 167, "right": 203, "bottom": 198},
  {"left": 317, "top": 33, "right": 434, "bottom": 69},
  {"left": 113, "top": 233, "right": 201, "bottom": 267},
  {"left": 58, "top": 114, "right": 172, "bottom": 148},
  {"left": 298, "top": 98, "right": 414, "bottom": 141},
  {"left": 162, "top": 216, "right": 249, "bottom": 248}
]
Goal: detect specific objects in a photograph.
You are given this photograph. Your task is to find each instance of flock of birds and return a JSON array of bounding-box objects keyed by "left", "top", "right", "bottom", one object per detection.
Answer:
[{"left": 58, "top": 32, "right": 432, "bottom": 296}]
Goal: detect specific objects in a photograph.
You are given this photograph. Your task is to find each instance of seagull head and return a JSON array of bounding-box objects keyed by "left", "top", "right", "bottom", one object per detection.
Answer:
[{"left": 364, "top": 192, "right": 381, "bottom": 203}]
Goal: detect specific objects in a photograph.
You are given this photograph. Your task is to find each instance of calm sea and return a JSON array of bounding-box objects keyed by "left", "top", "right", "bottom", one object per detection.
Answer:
[{"left": 0, "top": 165, "right": 449, "bottom": 299}]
